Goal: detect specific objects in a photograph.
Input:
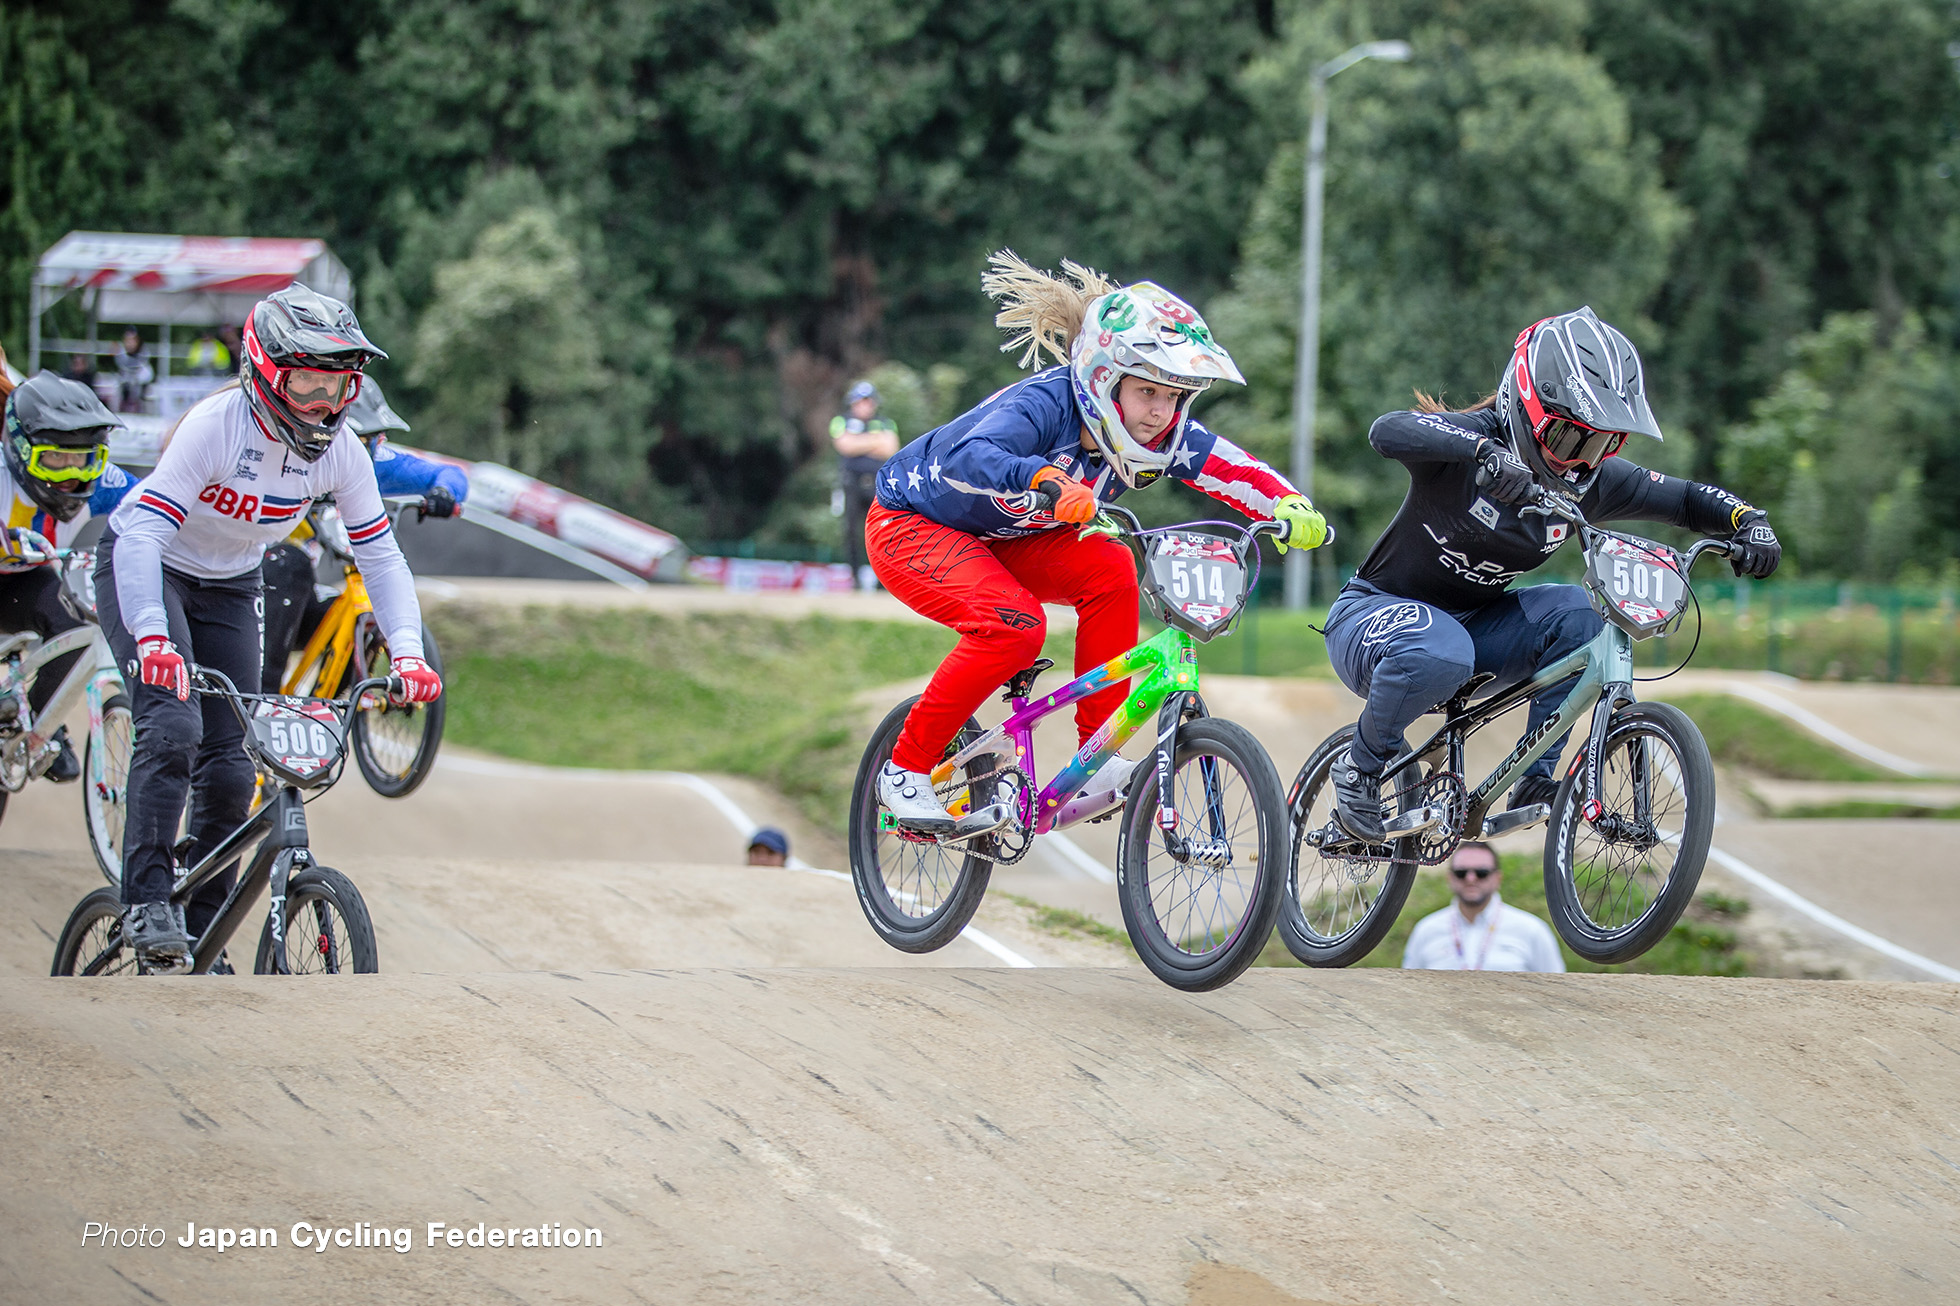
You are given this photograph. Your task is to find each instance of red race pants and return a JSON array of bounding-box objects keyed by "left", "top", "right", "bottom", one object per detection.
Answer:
[{"left": 867, "top": 503, "right": 1138, "bottom": 774}]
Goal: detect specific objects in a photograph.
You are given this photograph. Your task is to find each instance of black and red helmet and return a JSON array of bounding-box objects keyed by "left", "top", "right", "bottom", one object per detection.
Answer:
[
  {"left": 241, "top": 286, "right": 386, "bottom": 462},
  {"left": 1494, "top": 306, "right": 1662, "bottom": 496}
]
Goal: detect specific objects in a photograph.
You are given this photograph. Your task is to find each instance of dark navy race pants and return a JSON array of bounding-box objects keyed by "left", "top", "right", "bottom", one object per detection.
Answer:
[
  {"left": 96, "top": 534, "right": 264, "bottom": 935},
  {"left": 1324, "top": 579, "right": 1603, "bottom": 782}
]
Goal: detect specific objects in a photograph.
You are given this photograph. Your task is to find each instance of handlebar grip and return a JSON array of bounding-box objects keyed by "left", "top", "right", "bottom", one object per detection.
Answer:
[
  {"left": 1474, "top": 460, "right": 1492, "bottom": 490},
  {"left": 388, "top": 675, "right": 407, "bottom": 699},
  {"left": 1031, "top": 481, "right": 1063, "bottom": 511}
]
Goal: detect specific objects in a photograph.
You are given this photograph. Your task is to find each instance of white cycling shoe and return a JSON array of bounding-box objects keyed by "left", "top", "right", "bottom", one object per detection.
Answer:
[
  {"left": 1054, "top": 754, "right": 1139, "bottom": 825},
  {"left": 878, "top": 761, "right": 958, "bottom": 833}
]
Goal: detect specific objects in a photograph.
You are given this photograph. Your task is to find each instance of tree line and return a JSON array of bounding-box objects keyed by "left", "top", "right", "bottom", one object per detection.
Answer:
[{"left": 4, "top": 0, "right": 1957, "bottom": 580}]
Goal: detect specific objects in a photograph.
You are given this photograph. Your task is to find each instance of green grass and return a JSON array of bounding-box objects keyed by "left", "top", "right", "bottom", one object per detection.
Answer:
[
  {"left": 1660, "top": 693, "right": 1886, "bottom": 782},
  {"left": 1255, "top": 850, "right": 1753, "bottom": 976},
  {"left": 426, "top": 603, "right": 1071, "bottom": 831}
]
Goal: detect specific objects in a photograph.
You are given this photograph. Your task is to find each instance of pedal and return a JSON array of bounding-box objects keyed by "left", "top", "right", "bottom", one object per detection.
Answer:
[
  {"left": 937, "top": 803, "right": 1014, "bottom": 845},
  {"left": 1383, "top": 805, "right": 1444, "bottom": 837},
  {"left": 1480, "top": 803, "right": 1551, "bottom": 837}
]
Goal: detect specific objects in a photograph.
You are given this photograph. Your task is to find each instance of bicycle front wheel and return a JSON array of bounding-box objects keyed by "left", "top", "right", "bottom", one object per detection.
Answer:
[
  {"left": 1544, "top": 701, "right": 1714, "bottom": 964},
  {"left": 848, "top": 695, "right": 997, "bottom": 954},
  {"left": 1277, "top": 726, "right": 1418, "bottom": 968},
  {"left": 350, "top": 620, "right": 446, "bottom": 798},
  {"left": 52, "top": 888, "right": 139, "bottom": 976},
  {"left": 84, "top": 692, "right": 133, "bottom": 886},
  {"left": 256, "top": 866, "right": 379, "bottom": 974},
  {"left": 1117, "top": 718, "right": 1288, "bottom": 992}
]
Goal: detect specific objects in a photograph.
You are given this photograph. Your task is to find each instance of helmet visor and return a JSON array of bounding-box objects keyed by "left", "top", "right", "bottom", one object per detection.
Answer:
[
  {"left": 25, "top": 442, "right": 108, "bottom": 482},
  {"left": 277, "top": 368, "right": 362, "bottom": 416},
  {"left": 1537, "top": 417, "right": 1627, "bottom": 471}
]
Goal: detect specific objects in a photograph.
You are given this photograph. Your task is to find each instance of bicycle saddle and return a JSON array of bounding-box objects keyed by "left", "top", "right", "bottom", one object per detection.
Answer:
[
  {"left": 1000, "top": 659, "right": 1055, "bottom": 702},
  {"left": 1435, "top": 671, "right": 1498, "bottom": 715}
]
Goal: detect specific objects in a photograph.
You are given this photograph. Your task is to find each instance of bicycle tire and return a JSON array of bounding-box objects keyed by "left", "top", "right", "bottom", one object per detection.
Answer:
[
  {"left": 1116, "top": 718, "right": 1289, "bottom": 991},
  {"left": 256, "top": 866, "right": 379, "bottom": 975},
  {"left": 1544, "top": 700, "right": 1714, "bottom": 965},
  {"left": 848, "top": 695, "right": 997, "bottom": 954},
  {"left": 84, "top": 693, "right": 134, "bottom": 886},
  {"left": 1276, "top": 726, "right": 1420, "bottom": 967},
  {"left": 52, "top": 887, "right": 139, "bottom": 976},
  {"left": 349, "top": 619, "right": 446, "bottom": 798}
]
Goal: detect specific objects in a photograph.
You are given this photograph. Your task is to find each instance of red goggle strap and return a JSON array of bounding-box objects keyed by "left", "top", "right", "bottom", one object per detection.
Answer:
[{"left": 1509, "top": 318, "right": 1556, "bottom": 436}]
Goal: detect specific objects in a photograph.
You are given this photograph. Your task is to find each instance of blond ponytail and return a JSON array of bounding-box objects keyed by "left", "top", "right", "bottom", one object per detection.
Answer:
[{"left": 981, "top": 250, "right": 1119, "bottom": 370}]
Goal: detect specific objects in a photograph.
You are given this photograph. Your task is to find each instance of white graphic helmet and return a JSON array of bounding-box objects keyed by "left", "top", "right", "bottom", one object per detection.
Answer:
[{"left": 1069, "top": 284, "right": 1245, "bottom": 488}]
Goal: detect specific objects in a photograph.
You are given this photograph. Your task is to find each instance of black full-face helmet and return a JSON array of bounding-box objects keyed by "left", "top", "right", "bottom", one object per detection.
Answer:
[
  {"left": 342, "top": 377, "right": 410, "bottom": 450},
  {"left": 3, "top": 373, "right": 121, "bottom": 522},
  {"left": 1494, "top": 306, "right": 1663, "bottom": 496},
  {"left": 241, "top": 286, "right": 386, "bottom": 462}
]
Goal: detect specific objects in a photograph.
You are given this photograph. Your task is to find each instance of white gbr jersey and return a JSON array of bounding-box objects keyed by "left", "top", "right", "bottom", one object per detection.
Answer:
[{"left": 108, "top": 387, "right": 424, "bottom": 658}]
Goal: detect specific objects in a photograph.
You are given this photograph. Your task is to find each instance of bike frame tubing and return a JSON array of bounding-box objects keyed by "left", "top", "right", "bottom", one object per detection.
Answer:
[
  {"left": 936, "top": 624, "right": 1200, "bottom": 836},
  {"left": 1384, "top": 619, "right": 1633, "bottom": 832},
  {"left": 282, "top": 566, "right": 370, "bottom": 697},
  {"left": 172, "top": 785, "right": 312, "bottom": 975}
]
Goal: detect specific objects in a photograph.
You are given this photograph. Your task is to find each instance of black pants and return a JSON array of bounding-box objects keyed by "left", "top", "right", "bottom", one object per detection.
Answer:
[
  {"left": 0, "top": 567, "right": 86, "bottom": 717},
  {"left": 261, "top": 543, "right": 331, "bottom": 693},
  {"left": 96, "top": 535, "right": 264, "bottom": 933},
  {"left": 841, "top": 470, "right": 879, "bottom": 573}
]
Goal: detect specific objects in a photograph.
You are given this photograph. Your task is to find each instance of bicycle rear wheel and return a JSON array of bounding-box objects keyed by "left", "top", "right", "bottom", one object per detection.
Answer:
[
  {"left": 848, "top": 695, "right": 998, "bottom": 954},
  {"left": 1544, "top": 701, "right": 1714, "bottom": 964},
  {"left": 52, "top": 888, "right": 140, "bottom": 976},
  {"left": 256, "top": 866, "right": 379, "bottom": 974},
  {"left": 1117, "top": 718, "right": 1288, "bottom": 991},
  {"left": 84, "top": 692, "right": 133, "bottom": 886},
  {"left": 1277, "top": 726, "right": 1419, "bottom": 967},
  {"left": 349, "top": 619, "right": 446, "bottom": 798}
]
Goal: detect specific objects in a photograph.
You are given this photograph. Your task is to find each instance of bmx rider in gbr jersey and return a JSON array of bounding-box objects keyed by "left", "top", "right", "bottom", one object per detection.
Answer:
[{"left": 97, "top": 286, "right": 442, "bottom": 967}]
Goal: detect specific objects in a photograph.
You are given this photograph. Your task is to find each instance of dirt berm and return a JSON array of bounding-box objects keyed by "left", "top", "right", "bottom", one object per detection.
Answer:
[{"left": 4, "top": 967, "right": 1956, "bottom": 1304}]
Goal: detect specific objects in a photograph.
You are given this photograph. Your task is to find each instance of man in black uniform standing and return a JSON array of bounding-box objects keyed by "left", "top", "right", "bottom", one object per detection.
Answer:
[{"left": 1327, "top": 307, "right": 1782, "bottom": 841}]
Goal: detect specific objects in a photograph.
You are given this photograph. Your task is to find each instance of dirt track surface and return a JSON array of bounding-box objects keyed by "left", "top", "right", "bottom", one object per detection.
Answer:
[{"left": 5, "top": 968, "right": 1957, "bottom": 1305}]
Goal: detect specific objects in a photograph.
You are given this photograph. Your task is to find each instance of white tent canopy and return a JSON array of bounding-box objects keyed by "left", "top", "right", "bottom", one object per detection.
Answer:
[{"left": 28, "top": 231, "right": 353, "bottom": 372}]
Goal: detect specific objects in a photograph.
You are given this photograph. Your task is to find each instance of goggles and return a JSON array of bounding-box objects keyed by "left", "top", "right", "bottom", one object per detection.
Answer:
[
  {"left": 275, "top": 368, "right": 363, "bottom": 416},
  {"left": 1536, "top": 417, "right": 1627, "bottom": 472},
  {"left": 24, "top": 442, "right": 109, "bottom": 483}
]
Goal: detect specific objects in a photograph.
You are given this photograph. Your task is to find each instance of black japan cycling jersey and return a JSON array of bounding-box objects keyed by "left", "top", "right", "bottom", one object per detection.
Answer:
[{"left": 1355, "top": 407, "right": 1757, "bottom": 610}]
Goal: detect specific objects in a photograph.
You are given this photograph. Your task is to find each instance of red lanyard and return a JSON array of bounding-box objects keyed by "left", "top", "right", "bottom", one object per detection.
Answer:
[{"left": 1448, "top": 904, "right": 1500, "bottom": 971}]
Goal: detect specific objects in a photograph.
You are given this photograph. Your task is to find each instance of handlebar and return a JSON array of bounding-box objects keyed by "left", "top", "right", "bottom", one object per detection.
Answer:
[
  {"left": 1511, "top": 481, "right": 1735, "bottom": 571},
  {"left": 1032, "top": 483, "right": 1330, "bottom": 550}
]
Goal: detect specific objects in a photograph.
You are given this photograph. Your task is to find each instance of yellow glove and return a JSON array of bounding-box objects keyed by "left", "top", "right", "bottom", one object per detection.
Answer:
[{"left": 1272, "top": 495, "right": 1328, "bottom": 553}]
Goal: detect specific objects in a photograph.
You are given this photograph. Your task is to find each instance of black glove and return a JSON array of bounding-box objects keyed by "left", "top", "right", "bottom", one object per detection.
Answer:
[
  {"left": 1474, "top": 439, "right": 1538, "bottom": 505},
  {"left": 1729, "top": 515, "right": 1780, "bottom": 578},
  {"left": 417, "top": 486, "right": 458, "bottom": 520}
]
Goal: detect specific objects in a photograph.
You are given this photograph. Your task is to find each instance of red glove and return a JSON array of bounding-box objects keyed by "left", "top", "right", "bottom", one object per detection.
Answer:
[
  {"left": 137, "top": 636, "right": 189, "bottom": 701},
  {"left": 1031, "top": 467, "right": 1098, "bottom": 525},
  {"left": 391, "top": 655, "right": 443, "bottom": 704}
]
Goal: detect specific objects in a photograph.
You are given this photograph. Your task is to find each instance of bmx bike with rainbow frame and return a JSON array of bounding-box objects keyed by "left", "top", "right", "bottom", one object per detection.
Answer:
[{"left": 849, "top": 501, "right": 1324, "bottom": 992}]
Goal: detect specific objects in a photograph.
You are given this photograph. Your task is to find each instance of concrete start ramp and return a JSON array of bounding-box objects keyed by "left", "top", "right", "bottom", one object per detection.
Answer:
[{"left": 3, "top": 968, "right": 1957, "bottom": 1304}]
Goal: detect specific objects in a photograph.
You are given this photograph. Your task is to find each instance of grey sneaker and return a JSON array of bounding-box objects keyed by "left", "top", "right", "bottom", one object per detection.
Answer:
[
  {"left": 121, "top": 901, "right": 190, "bottom": 966},
  {"left": 1331, "top": 748, "right": 1386, "bottom": 844}
]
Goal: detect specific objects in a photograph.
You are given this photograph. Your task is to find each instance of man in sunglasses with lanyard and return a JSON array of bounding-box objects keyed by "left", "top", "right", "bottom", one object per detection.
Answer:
[
  {"left": 1325, "top": 307, "right": 1781, "bottom": 844},
  {"left": 97, "top": 286, "right": 440, "bottom": 969},
  {"left": 1403, "top": 842, "right": 1563, "bottom": 972}
]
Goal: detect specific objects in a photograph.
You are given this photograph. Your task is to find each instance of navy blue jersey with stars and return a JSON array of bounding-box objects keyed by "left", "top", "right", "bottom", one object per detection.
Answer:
[{"left": 872, "top": 368, "right": 1297, "bottom": 539}]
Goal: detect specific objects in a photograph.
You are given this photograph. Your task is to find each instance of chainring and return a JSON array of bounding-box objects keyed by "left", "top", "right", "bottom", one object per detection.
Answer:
[{"left": 1409, "top": 770, "right": 1468, "bottom": 866}]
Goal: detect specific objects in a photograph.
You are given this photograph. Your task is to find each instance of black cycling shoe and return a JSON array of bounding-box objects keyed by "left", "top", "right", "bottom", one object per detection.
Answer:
[
  {"left": 121, "top": 901, "right": 190, "bottom": 967},
  {"left": 1331, "top": 749, "right": 1387, "bottom": 844},
  {"left": 206, "top": 950, "right": 235, "bottom": 976},
  {"left": 1508, "top": 774, "right": 1560, "bottom": 811},
  {"left": 42, "top": 728, "right": 80, "bottom": 783}
]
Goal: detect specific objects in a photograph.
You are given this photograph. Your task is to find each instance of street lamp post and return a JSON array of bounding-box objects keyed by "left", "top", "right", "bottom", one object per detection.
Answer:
[{"left": 1285, "top": 39, "right": 1410, "bottom": 611}]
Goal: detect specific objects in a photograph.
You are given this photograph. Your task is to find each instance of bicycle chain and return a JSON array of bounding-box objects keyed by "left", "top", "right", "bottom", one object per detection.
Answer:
[
  {"left": 1410, "top": 770, "right": 1468, "bottom": 867},
  {"left": 926, "top": 760, "right": 1034, "bottom": 867}
]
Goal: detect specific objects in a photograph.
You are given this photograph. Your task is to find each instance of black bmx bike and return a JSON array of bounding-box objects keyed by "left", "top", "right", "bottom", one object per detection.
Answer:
[
  {"left": 52, "top": 666, "right": 397, "bottom": 976},
  {"left": 1281, "top": 487, "right": 1731, "bottom": 968}
]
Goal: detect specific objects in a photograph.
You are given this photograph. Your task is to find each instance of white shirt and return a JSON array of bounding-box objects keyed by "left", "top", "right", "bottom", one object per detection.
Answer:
[
  {"left": 1402, "top": 894, "right": 1565, "bottom": 972},
  {"left": 108, "top": 388, "right": 423, "bottom": 657}
]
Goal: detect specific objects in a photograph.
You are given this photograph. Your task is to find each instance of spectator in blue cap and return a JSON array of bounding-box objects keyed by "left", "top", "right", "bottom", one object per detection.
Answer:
[
  {"left": 830, "top": 380, "right": 898, "bottom": 591},
  {"left": 747, "top": 827, "right": 790, "bottom": 866}
]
